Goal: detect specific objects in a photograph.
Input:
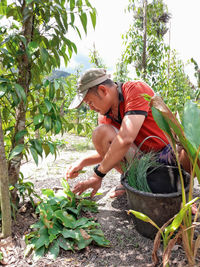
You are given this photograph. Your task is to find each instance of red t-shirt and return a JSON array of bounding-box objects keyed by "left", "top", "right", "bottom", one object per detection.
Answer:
[{"left": 98, "top": 81, "right": 169, "bottom": 152}]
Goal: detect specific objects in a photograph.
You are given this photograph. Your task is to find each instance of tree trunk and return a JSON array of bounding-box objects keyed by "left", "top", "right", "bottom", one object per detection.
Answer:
[
  {"left": 8, "top": 0, "right": 34, "bottom": 186},
  {"left": 0, "top": 113, "right": 12, "bottom": 238},
  {"left": 142, "top": 0, "right": 147, "bottom": 80}
]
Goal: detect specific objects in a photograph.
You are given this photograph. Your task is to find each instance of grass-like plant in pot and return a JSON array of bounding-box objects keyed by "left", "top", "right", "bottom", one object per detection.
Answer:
[{"left": 128, "top": 96, "right": 200, "bottom": 267}]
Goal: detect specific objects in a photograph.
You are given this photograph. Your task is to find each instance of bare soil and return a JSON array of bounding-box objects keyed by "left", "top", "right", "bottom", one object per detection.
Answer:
[{"left": 1, "top": 133, "right": 200, "bottom": 267}]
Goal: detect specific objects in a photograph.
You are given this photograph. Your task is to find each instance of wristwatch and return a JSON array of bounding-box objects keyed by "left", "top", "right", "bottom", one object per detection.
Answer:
[{"left": 93, "top": 164, "right": 106, "bottom": 178}]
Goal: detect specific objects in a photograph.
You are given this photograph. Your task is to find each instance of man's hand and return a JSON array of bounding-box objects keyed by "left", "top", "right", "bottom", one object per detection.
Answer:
[
  {"left": 72, "top": 174, "right": 102, "bottom": 198},
  {"left": 66, "top": 163, "right": 83, "bottom": 179}
]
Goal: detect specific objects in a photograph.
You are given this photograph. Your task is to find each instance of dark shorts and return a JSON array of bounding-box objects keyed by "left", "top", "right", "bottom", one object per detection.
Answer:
[{"left": 157, "top": 144, "right": 177, "bottom": 166}]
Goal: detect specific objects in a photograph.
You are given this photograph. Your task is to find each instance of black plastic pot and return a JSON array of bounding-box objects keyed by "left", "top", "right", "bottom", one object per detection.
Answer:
[{"left": 121, "top": 166, "right": 190, "bottom": 239}]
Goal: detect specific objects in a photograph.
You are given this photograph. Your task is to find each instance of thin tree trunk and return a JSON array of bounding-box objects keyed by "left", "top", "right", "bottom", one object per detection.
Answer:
[
  {"left": 0, "top": 113, "right": 12, "bottom": 238},
  {"left": 8, "top": 0, "right": 33, "bottom": 186},
  {"left": 167, "top": 22, "right": 171, "bottom": 81},
  {"left": 142, "top": 0, "right": 147, "bottom": 80}
]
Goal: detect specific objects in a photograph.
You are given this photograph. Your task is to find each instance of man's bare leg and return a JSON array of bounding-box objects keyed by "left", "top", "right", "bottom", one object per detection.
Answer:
[{"left": 92, "top": 124, "right": 137, "bottom": 198}]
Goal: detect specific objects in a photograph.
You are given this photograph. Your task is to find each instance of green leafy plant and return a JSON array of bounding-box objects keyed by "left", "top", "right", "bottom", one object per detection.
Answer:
[
  {"left": 25, "top": 179, "right": 110, "bottom": 261},
  {"left": 13, "top": 172, "right": 41, "bottom": 208},
  {"left": 128, "top": 97, "right": 200, "bottom": 266},
  {"left": 128, "top": 196, "right": 199, "bottom": 267}
]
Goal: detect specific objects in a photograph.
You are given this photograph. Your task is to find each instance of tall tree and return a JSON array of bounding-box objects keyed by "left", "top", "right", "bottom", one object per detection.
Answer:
[
  {"left": 0, "top": 112, "right": 11, "bottom": 237},
  {"left": 123, "top": 0, "right": 170, "bottom": 84},
  {"left": 0, "top": 0, "right": 96, "bottom": 190}
]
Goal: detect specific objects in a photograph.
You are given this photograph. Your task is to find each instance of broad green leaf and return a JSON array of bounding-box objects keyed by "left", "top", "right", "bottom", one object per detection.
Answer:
[
  {"left": 44, "top": 98, "right": 52, "bottom": 112},
  {"left": 183, "top": 101, "right": 200, "bottom": 150},
  {"left": 43, "top": 143, "right": 50, "bottom": 157},
  {"left": 33, "top": 139, "right": 43, "bottom": 156},
  {"left": 89, "top": 228, "right": 105, "bottom": 237},
  {"left": 44, "top": 116, "right": 52, "bottom": 132},
  {"left": 48, "top": 221, "right": 63, "bottom": 236},
  {"left": 9, "top": 144, "right": 24, "bottom": 160},
  {"left": 34, "top": 227, "right": 49, "bottom": 249},
  {"left": 62, "top": 228, "right": 81, "bottom": 240},
  {"left": 15, "top": 130, "right": 27, "bottom": 142},
  {"left": 54, "top": 120, "right": 62, "bottom": 134},
  {"left": 33, "top": 246, "right": 45, "bottom": 262},
  {"left": 74, "top": 217, "right": 89, "bottom": 228},
  {"left": 33, "top": 114, "right": 44, "bottom": 125},
  {"left": 77, "top": 237, "right": 93, "bottom": 250},
  {"left": 41, "top": 189, "right": 55, "bottom": 197},
  {"left": 49, "top": 83, "right": 55, "bottom": 100},
  {"left": 91, "top": 235, "right": 110, "bottom": 247},
  {"left": 31, "top": 220, "right": 44, "bottom": 229},
  {"left": 28, "top": 41, "right": 39, "bottom": 54},
  {"left": 54, "top": 210, "right": 75, "bottom": 228},
  {"left": 47, "top": 142, "right": 55, "bottom": 154},
  {"left": 40, "top": 47, "right": 49, "bottom": 63},
  {"left": 14, "top": 83, "right": 26, "bottom": 103},
  {"left": 57, "top": 236, "right": 73, "bottom": 251},
  {"left": 80, "top": 12, "right": 87, "bottom": 34},
  {"left": 165, "top": 197, "right": 199, "bottom": 234},
  {"left": 48, "top": 240, "right": 60, "bottom": 259},
  {"left": 30, "top": 146, "right": 39, "bottom": 165},
  {"left": 151, "top": 107, "right": 173, "bottom": 141},
  {"left": 90, "top": 10, "right": 96, "bottom": 29}
]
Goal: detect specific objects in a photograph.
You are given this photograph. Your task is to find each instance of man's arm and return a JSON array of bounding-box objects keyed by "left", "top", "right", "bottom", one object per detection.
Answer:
[
  {"left": 98, "top": 114, "right": 145, "bottom": 174},
  {"left": 72, "top": 114, "right": 145, "bottom": 197},
  {"left": 66, "top": 152, "right": 102, "bottom": 179}
]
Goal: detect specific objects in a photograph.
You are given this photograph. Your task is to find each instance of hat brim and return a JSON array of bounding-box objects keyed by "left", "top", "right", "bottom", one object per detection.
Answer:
[{"left": 68, "top": 89, "right": 88, "bottom": 109}]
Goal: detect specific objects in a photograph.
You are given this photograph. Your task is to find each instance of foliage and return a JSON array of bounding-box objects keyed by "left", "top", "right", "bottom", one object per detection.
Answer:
[
  {"left": 0, "top": 0, "right": 96, "bottom": 188},
  {"left": 113, "top": 54, "right": 130, "bottom": 82},
  {"left": 155, "top": 50, "right": 195, "bottom": 115},
  {"left": 89, "top": 43, "right": 107, "bottom": 69},
  {"left": 128, "top": 196, "right": 199, "bottom": 267},
  {"left": 122, "top": 0, "right": 194, "bottom": 115},
  {"left": 12, "top": 172, "right": 41, "bottom": 208},
  {"left": 144, "top": 96, "right": 200, "bottom": 266},
  {"left": 25, "top": 179, "right": 110, "bottom": 261},
  {"left": 190, "top": 58, "right": 200, "bottom": 100},
  {"left": 123, "top": 0, "right": 170, "bottom": 83},
  {"left": 63, "top": 72, "right": 97, "bottom": 137}
]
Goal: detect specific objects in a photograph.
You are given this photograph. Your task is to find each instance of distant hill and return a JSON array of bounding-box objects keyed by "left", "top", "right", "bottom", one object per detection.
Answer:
[{"left": 49, "top": 70, "right": 70, "bottom": 80}]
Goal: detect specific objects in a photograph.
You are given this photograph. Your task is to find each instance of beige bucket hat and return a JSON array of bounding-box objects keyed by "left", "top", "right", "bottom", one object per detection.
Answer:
[{"left": 68, "top": 68, "right": 110, "bottom": 109}]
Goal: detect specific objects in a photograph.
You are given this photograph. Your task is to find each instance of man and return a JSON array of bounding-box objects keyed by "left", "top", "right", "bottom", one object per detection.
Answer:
[{"left": 66, "top": 68, "right": 190, "bottom": 198}]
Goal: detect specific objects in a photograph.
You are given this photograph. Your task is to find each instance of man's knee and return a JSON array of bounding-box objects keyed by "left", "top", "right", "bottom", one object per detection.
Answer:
[
  {"left": 92, "top": 124, "right": 117, "bottom": 144},
  {"left": 92, "top": 124, "right": 117, "bottom": 155}
]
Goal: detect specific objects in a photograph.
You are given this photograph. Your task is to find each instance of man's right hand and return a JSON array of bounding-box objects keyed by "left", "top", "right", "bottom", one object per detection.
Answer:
[{"left": 66, "top": 163, "right": 83, "bottom": 179}]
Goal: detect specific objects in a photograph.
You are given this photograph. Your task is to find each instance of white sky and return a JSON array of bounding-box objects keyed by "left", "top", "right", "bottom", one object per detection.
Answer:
[{"left": 66, "top": 0, "right": 200, "bottom": 84}]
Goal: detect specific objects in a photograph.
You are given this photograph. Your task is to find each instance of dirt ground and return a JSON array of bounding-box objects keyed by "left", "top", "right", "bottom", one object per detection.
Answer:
[{"left": 1, "top": 133, "right": 200, "bottom": 267}]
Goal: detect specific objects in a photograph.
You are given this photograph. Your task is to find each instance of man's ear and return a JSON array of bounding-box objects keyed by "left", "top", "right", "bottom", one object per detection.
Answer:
[{"left": 98, "top": 85, "right": 108, "bottom": 96}]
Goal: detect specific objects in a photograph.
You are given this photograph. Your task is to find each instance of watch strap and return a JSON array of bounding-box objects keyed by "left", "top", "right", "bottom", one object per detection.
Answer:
[{"left": 93, "top": 164, "right": 106, "bottom": 178}]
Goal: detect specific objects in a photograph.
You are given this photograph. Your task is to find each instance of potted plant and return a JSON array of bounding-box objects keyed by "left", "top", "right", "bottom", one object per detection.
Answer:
[
  {"left": 126, "top": 96, "right": 200, "bottom": 266},
  {"left": 121, "top": 149, "right": 190, "bottom": 239}
]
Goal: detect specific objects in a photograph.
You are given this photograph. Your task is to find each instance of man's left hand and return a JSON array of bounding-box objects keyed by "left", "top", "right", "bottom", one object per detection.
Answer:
[{"left": 72, "top": 175, "right": 102, "bottom": 198}]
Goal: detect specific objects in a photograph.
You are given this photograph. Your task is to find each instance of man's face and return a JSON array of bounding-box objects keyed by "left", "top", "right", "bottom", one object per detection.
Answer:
[{"left": 83, "top": 88, "right": 110, "bottom": 115}]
